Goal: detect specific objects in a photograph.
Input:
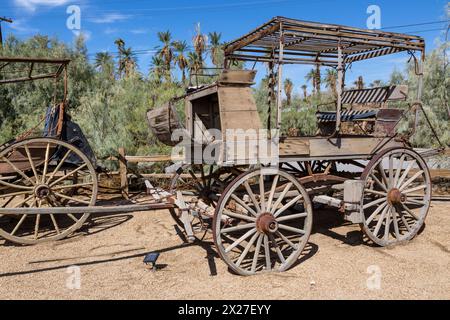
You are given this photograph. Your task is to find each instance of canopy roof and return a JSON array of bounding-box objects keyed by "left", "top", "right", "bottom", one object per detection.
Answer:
[
  {"left": 224, "top": 17, "right": 425, "bottom": 67},
  {"left": 0, "top": 57, "right": 70, "bottom": 84}
]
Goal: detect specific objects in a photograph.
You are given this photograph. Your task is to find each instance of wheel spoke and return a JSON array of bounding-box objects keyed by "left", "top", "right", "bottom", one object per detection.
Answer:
[
  {"left": 401, "top": 203, "right": 419, "bottom": 220},
  {"left": 370, "top": 173, "right": 388, "bottom": 192},
  {"left": 399, "top": 170, "right": 424, "bottom": 192},
  {"left": 259, "top": 174, "right": 266, "bottom": 212},
  {"left": 278, "top": 224, "right": 305, "bottom": 235},
  {"left": 396, "top": 161, "right": 415, "bottom": 188},
  {"left": 266, "top": 175, "right": 279, "bottom": 212},
  {"left": 230, "top": 194, "right": 258, "bottom": 217},
  {"left": 48, "top": 163, "right": 87, "bottom": 188},
  {"left": 393, "top": 154, "right": 405, "bottom": 187},
  {"left": 251, "top": 234, "right": 263, "bottom": 273},
  {"left": 363, "top": 197, "right": 386, "bottom": 210},
  {"left": 53, "top": 192, "right": 91, "bottom": 205},
  {"left": 402, "top": 184, "right": 427, "bottom": 194},
  {"left": 388, "top": 156, "right": 394, "bottom": 188},
  {"left": 46, "top": 149, "right": 72, "bottom": 184},
  {"left": 399, "top": 211, "right": 412, "bottom": 232},
  {"left": 273, "top": 194, "right": 302, "bottom": 218},
  {"left": 243, "top": 181, "right": 261, "bottom": 213},
  {"left": 378, "top": 162, "right": 389, "bottom": 188},
  {"left": 275, "top": 231, "right": 298, "bottom": 250},
  {"left": 0, "top": 179, "right": 34, "bottom": 190},
  {"left": 223, "top": 209, "right": 256, "bottom": 222},
  {"left": 269, "top": 234, "right": 286, "bottom": 263},
  {"left": 13, "top": 193, "right": 35, "bottom": 208},
  {"left": 263, "top": 235, "right": 271, "bottom": 271},
  {"left": 1, "top": 156, "right": 35, "bottom": 186},
  {"left": 24, "top": 145, "right": 39, "bottom": 182},
  {"left": 391, "top": 207, "right": 401, "bottom": 239},
  {"left": 34, "top": 213, "right": 41, "bottom": 240},
  {"left": 270, "top": 182, "right": 293, "bottom": 214},
  {"left": 50, "top": 213, "right": 61, "bottom": 234},
  {"left": 67, "top": 213, "right": 79, "bottom": 223},
  {"left": 221, "top": 222, "right": 255, "bottom": 234},
  {"left": 51, "top": 182, "right": 94, "bottom": 190},
  {"left": 224, "top": 228, "right": 257, "bottom": 253},
  {"left": 365, "top": 189, "right": 387, "bottom": 197},
  {"left": 10, "top": 213, "right": 28, "bottom": 236},
  {"left": 41, "top": 143, "right": 50, "bottom": 184},
  {"left": 276, "top": 212, "right": 307, "bottom": 222},
  {"left": 384, "top": 207, "right": 391, "bottom": 241},
  {"left": 366, "top": 201, "right": 388, "bottom": 225},
  {"left": 236, "top": 232, "right": 259, "bottom": 267},
  {"left": 373, "top": 205, "right": 389, "bottom": 236}
]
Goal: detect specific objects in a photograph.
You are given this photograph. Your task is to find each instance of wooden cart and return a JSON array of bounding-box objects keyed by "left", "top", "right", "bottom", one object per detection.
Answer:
[
  {"left": 0, "top": 57, "right": 172, "bottom": 245},
  {"left": 148, "top": 17, "right": 446, "bottom": 275}
]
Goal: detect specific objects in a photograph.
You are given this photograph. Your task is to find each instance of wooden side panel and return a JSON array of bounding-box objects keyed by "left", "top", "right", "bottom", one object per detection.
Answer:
[
  {"left": 279, "top": 136, "right": 404, "bottom": 158},
  {"left": 218, "top": 87, "right": 262, "bottom": 137}
]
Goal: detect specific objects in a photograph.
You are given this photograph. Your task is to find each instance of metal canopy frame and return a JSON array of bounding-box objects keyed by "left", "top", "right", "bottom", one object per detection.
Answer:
[
  {"left": 0, "top": 57, "right": 70, "bottom": 84},
  {"left": 223, "top": 16, "right": 425, "bottom": 134}
]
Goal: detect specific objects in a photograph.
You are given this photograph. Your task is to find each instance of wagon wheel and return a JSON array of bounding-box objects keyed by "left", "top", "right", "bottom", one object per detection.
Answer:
[
  {"left": 169, "top": 164, "right": 245, "bottom": 240},
  {"left": 213, "top": 168, "right": 313, "bottom": 275},
  {"left": 359, "top": 148, "right": 431, "bottom": 246},
  {"left": 0, "top": 137, "right": 98, "bottom": 245},
  {"left": 280, "top": 160, "right": 337, "bottom": 177}
]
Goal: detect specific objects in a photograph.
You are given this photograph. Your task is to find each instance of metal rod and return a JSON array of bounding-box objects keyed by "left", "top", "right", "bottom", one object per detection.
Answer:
[
  {"left": 276, "top": 22, "right": 284, "bottom": 131},
  {"left": 335, "top": 44, "right": 343, "bottom": 134}
]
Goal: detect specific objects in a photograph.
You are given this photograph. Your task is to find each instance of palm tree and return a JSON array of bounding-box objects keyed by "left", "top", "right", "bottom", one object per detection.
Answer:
[
  {"left": 188, "top": 52, "right": 203, "bottom": 84},
  {"left": 301, "top": 84, "right": 308, "bottom": 100},
  {"left": 192, "top": 23, "right": 207, "bottom": 67},
  {"left": 284, "top": 78, "right": 293, "bottom": 107},
  {"left": 305, "top": 69, "right": 317, "bottom": 94},
  {"left": 315, "top": 64, "right": 321, "bottom": 94},
  {"left": 354, "top": 76, "right": 365, "bottom": 89},
  {"left": 324, "top": 69, "right": 338, "bottom": 98},
  {"left": 157, "top": 30, "right": 173, "bottom": 73},
  {"left": 114, "top": 38, "right": 125, "bottom": 78},
  {"left": 173, "top": 40, "right": 189, "bottom": 83},
  {"left": 208, "top": 31, "right": 222, "bottom": 68},
  {"left": 150, "top": 56, "right": 165, "bottom": 83},
  {"left": 94, "top": 52, "right": 115, "bottom": 78},
  {"left": 122, "top": 47, "right": 137, "bottom": 77},
  {"left": 370, "top": 80, "right": 383, "bottom": 88}
]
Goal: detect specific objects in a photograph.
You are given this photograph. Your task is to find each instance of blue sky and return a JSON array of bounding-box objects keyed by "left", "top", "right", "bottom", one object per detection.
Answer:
[{"left": 1, "top": 0, "right": 449, "bottom": 95}]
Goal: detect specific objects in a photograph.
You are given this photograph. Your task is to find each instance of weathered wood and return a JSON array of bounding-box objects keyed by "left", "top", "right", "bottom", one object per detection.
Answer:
[
  {"left": 0, "top": 203, "right": 175, "bottom": 215},
  {"left": 118, "top": 147, "right": 128, "bottom": 198}
]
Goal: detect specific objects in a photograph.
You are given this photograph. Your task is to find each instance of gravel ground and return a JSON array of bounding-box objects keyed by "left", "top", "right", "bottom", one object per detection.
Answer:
[{"left": 0, "top": 202, "right": 449, "bottom": 300}]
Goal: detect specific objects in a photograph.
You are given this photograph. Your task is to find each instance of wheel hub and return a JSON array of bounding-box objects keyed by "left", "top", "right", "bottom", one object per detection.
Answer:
[
  {"left": 34, "top": 184, "right": 50, "bottom": 199},
  {"left": 387, "top": 188, "right": 406, "bottom": 205},
  {"left": 256, "top": 212, "right": 278, "bottom": 234}
]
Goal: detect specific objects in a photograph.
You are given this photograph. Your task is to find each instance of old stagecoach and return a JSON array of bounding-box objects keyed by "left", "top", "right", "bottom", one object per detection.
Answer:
[{"left": 1, "top": 17, "right": 447, "bottom": 275}]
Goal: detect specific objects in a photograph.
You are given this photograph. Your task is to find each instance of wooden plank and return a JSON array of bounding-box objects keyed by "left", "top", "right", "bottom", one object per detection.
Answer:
[
  {"left": 118, "top": 147, "right": 128, "bottom": 199},
  {"left": 279, "top": 137, "right": 310, "bottom": 156},
  {"left": 309, "top": 137, "right": 402, "bottom": 157}
]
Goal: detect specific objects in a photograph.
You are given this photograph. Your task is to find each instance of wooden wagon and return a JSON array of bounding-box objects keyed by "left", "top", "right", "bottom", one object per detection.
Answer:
[
  {"left": 0, "top": 17, "right": 446, "bottom": 276},
  {"left": 148, "top": 17, "right": 446, "bottom": 275}
]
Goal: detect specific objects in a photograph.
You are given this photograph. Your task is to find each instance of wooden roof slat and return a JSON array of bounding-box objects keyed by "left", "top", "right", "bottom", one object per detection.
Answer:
[{"left": 224, "top": 17, "right": 425, "bottom": 65}]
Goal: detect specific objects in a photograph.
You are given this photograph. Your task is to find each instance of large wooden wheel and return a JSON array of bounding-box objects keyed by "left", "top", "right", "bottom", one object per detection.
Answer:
[
  {"left": 213, "top": 168, "right": 313, "bottom": 275},
  {"left": 169, "top": 164, "right": 245, "bottom": 240},
  {"left": 359, "top": 148, "right": 431, "bottom": 246},
  {"left": 0, "top": 137, "right": 98, "bottom": 245}
]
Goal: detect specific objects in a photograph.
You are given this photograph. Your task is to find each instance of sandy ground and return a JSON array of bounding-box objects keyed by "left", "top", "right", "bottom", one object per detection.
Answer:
[{"left": 0, "top": 201, "right": 449, "bottom": 300}]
